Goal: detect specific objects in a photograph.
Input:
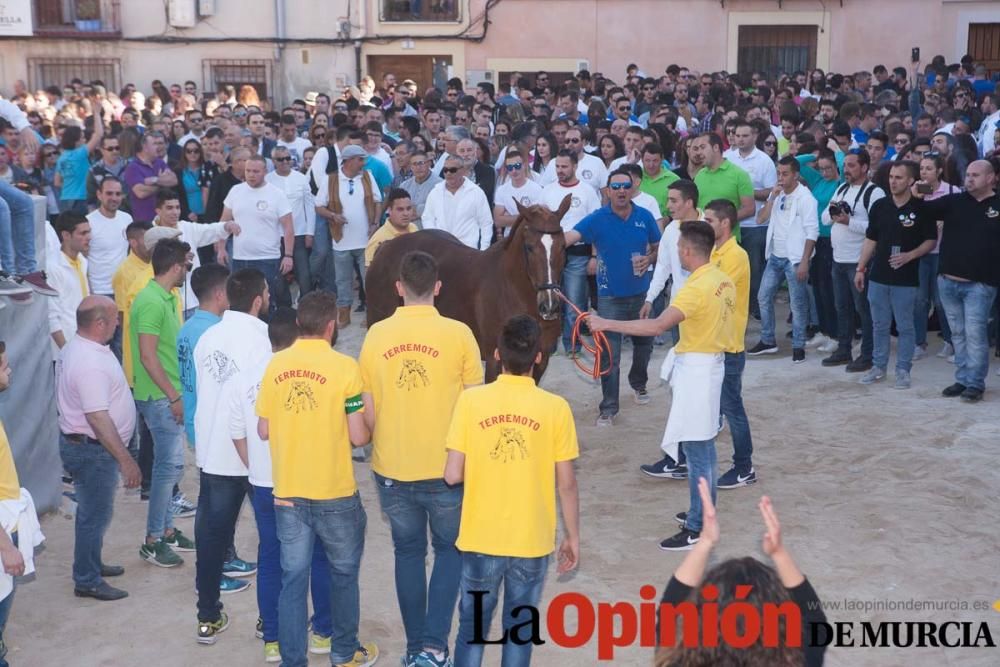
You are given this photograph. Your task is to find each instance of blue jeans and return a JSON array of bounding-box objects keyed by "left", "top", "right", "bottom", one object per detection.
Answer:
[
  {"left": 374, "top": 473, "right": 463, "bottom": 655},
  {"left": 868, "top": 280, "right": 917, "bottom": 374},
  {"left": 276, "top": 493, "right": 366, "bottom": 666},
  {"left": 596, "top": 294, "right": 652, "bottom": 416},
  {"left": 136, "top": 398, "right": 184, "bottom": 538},
  {"left": 722, "top": 352, "right": 753, "bottom": 471},
  {"left": 454, "top": 553, "right": 550, "bottom": 667},
  {"left": 333, "top": 248, "right": 366, "bottom": 308},
  {"left": 310, "top": 220, "right": 335, "bottom": 291},
  {"left": 195, "top": 472, "right": 250, "bottom": 622},
  {"left": 937, "top": 277, "right": 997, "bottom": 392},
  {"left": 292, "top": 235, "right": 313, "bottom": 297},
  {"left": 740, "top": 225, "right": 767, "bottom": 318},
  {"left": 832, "top": 261, "right": 873, "bottom": 360},
  {"left": 915, "top": 254, "right": 951, "bottom": 346},
  {"left": 231, "top": 258, "right": 287, "bottom": 315},
  {"left": 250, "top": 485, "right": 331, "bottom": 643},
  {"left": 59, "top": 435, "right": 122, "bottom": 589},
  {"left": 0, "top": 533, "right": 15, "bottom": 667},
  {"left": 0, "top": 179, "right": 36, "bottom": 275},
  {"left": 560, "top": 254, "right": 590, "bottom": 352},
  {"left": 681, "top": 439, "right": 717, "bottom": 533},
  {"left": 757, "top": 255, "right": 810, "bottom": 349}
]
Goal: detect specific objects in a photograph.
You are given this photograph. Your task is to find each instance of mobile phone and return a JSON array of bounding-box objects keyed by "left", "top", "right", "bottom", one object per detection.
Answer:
[
  {"left": 911, "top": 47, "right": 920, "bottom": 64},
  {"left": 916, "top": 182, "right": 933, "bottom": 194}
]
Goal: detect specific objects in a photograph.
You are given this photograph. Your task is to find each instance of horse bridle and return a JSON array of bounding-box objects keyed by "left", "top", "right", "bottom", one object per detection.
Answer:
[{"left": 520, "top": 225, "right": 565, "bottom": 295}]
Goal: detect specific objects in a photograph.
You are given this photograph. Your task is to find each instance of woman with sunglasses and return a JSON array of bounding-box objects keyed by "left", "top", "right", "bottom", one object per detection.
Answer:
[
  {"left": 176, "top": 139, "right": 206, "bottom": 222},
  {"left": 308, "top": 124, "right": 328, "bottom": 149},
  {"left": 54, "top": 102, "right": 103, "bottom": 214},
  {"left": 757, "top": 131, "right": 779, "bottom": 163}
]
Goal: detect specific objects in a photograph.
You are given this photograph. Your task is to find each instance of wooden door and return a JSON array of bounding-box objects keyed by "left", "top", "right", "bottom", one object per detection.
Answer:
[
  {"left": 968, "top": 23, "right": 1000, "bottom": 77},
  {"left": 368, "top": 55, "right": 440, "bottom": 93}
]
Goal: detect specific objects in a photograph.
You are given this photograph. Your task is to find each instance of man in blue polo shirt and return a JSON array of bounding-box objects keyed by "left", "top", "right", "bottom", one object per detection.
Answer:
[{"left": 564, "top": 169, "right": 661, "bottom": 426}]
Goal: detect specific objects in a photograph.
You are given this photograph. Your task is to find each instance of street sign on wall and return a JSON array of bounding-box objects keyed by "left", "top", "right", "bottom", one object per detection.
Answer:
[{"left": 0, "top": 0, "right": 33, "bottom": 37}]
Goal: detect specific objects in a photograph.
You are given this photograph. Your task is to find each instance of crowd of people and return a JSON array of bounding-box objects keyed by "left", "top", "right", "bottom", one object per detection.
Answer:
[{"left": 0, "top": 51, "right": 998, "bottom": 666}]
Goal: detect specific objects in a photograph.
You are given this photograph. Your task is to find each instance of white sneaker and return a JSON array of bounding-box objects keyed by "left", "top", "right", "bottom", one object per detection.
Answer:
[
  {"left": 936, "top": 342, "right": 954, "bottom": 358},
  {"left": 806, "top": 334, "right": 830, "bottom": 349},
  {"left": 817, "top": 338, "right": 838, "bottom": 353},
  {"left": 912, "top": 345, "right": 927, "bottom": 361}
]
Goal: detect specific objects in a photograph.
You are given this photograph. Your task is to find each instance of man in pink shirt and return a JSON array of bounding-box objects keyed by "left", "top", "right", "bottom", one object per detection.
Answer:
[{"left": 57, "top": 295, "right": 142, "bottom": 601}]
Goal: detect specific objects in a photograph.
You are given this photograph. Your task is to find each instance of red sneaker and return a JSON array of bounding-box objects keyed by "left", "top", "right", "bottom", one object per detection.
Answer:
[{"left": 17, "top": 271, "right": 58, "bottom": 297}]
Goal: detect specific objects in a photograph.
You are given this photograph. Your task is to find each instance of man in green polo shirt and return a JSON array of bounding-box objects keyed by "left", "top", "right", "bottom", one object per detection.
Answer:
[
  {"left": 691, "top": 133, "right": 755, "bottom": 242},
  {"left": 639, "top": 142, "right": 678, "bottom": 218},
  {"left": 130, "top": 238, "right": 197, "bottom": 568}
]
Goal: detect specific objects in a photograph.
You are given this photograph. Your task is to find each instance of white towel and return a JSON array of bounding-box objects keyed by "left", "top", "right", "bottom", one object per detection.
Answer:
[
  {"left": 0, "top": 488, "right": 44, "bottom": 602},
  {"left": 659, "top": 349, "right": 725, "bottom": 461}
]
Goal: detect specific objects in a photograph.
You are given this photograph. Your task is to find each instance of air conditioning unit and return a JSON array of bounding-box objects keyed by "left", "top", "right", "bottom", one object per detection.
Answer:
[
  {"left": 465, "top": 70, "right": 494, "bottom": 87},
  {"left": 198, "top": 0, "right": 216, "bottom": 16},
  {"left": 168, "top": 0, "right": 197, "bottom": 27},
  {"left": 576, "top": 60, "right": 591, "bottom": 73}
]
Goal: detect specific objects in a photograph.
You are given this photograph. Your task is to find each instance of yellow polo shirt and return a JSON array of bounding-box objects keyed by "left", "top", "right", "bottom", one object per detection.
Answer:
[
  {"left": 711, "top": 237, "right": 750, "bottom": 353},
  {"left": 114, "top": 260, "right": 181, "bottom": 387},
  {"left": 670, "top": 263, "right": 737, "bottom": 354},
  {"left": 365, "top": 222, "right": 418, "bottom": 267},
  {"left": 0, "top": 422, "right": 20, "bottom": 501},
  {"left": 360, "top": 305, "right": 483, "bottom": 481},
  {"left": 256, "top": 338, "right": 364, "bottom": 500},
  {"left": 447, "top": 375, "right": 578, "bottom": 558}
]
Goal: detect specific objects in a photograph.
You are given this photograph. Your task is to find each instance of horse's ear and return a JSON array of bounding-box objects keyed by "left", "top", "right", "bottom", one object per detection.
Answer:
[
  {"left": 555, "top": 194, "right": 573, "bottom": 222},
  {"left": 503, "top": 212, "right": 524, "bottom": 249},
  {"left": 513, "top": 198, "right": 528, "bottom": 215}
]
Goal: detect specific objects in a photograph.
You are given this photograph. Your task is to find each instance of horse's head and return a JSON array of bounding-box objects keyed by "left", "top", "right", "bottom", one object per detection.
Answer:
[{"left": 510, "top": 195, "right": 572, "bottom": 321}]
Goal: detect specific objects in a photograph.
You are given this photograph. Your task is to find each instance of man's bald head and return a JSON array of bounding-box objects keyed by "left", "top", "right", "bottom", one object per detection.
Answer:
[
  {"left": 964, "top": 159, "right": 998, "bottom": 197},
  {"left": 76, "top": 295, "right": 117, "bottom": 340}
]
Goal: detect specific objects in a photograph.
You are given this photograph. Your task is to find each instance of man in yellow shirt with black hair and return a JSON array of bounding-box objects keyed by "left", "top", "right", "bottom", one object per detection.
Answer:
[
  {"left": 359, "top": 250, "right": 482, "bottom": 667},
  {"left": 591, "top": 220, "right": 736, "bottom": 552},
  {"left": 445, "top": 314, "right": 580, "bottom": 667},
  {"left": 704, "top": 198, "right": 757, "bottom": 491},
  {"left": 364, "top": 189, "right": 419, "bottom": 268},
  {"left": 256, "top": 290, "right": 378, "bottom": 667}
]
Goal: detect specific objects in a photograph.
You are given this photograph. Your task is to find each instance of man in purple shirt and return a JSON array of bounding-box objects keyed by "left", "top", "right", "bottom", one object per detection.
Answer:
[{"left": 123, "top": 132, "right": 178, "bottom": 222}]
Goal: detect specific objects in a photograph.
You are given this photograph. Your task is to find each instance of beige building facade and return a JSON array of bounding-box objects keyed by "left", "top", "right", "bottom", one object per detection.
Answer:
[{"left": 0, "top": 0, "right": 997, "bottom": 104}]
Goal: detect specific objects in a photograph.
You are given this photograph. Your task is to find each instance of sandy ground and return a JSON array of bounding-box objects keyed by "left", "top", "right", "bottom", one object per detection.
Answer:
[{"left": 7, "top": 305, "right": 1000, "bottom": 667}]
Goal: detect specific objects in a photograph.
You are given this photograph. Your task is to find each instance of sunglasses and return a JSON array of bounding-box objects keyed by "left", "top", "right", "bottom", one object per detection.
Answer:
[
  {"left": 185, "top": 148, "right": 201, "bottom": 154},
  {"left": 105, "top": 145, "right": 120, "bottom": 151},
  {"left": 347, "top": 178, "right": 355, "bottom": 195},
  {"left": 617, "top": 106, "right": 631, "bottom": 112},
  {"left": 894, "top": 138, "right": 909, "bottom": 145},
  {"left": 234, "top": 111, "right": 248, "bottom": 117},
  {"left": 505, "top": 162, "right": 523, "bottom": 171},
  {"left": 442, "top": 167, "right": 461, "bottom": 174},
  {"left": 274, "top": 156, "right": 292, "bottom": 163},
  {"left": 778, "top": 194, "right": 787, "bottom": 211},
  {"left": 764, "top": 141, "right": 777, "bottom": 147},
  {"left": 609, "top": 182, "right": 631, "bottom": 191},
  {"left": 189, "top": 117, "right": 203, "bottom": 122}
]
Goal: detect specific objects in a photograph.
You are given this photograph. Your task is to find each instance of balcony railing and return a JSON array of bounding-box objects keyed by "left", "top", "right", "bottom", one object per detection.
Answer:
[
  {"left": 381, "top": 0, "right": 460, "bottom": 22},
  {"left": 34, "top": 0, "right": 121, "bottom": 37}
]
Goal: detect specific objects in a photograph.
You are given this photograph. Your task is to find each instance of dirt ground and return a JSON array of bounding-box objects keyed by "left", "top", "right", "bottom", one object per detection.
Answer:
[{"left": 7, "top": 308, "right": 1000, "bottom": 666}]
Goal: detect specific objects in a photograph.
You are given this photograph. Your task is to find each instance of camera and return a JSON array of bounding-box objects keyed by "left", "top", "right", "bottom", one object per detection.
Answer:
[{"left": 828, "top": 201, "right": 851, "bottom": 217}]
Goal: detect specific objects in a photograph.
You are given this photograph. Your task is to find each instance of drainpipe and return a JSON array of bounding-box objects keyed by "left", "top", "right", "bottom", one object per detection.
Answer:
[
  {"left": 355, "top": 0, "right": 366, "bottom": 85},
  {"left": 275, "top": 0, "right": 287, "bottom": 106}
]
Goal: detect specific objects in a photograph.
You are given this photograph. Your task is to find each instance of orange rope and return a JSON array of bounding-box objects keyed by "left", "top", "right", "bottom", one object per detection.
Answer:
[{"left": 554, "top": 290, "right": 613, "bottom": 379}]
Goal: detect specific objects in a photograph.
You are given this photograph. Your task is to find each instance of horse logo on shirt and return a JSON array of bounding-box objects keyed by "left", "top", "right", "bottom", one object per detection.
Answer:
[
  {"left": 204, "top": 350, "right": 239, "bottom": 383},
  {"left": 284, "top": 381, "right": 317, "bottom": 413},
  {"left": 571, "top": 196, "right": 581, "bottom": 208},
  {"left": 490, "top": 428, "right": 528, "bottom": 463},
  {"left": 256, "top": 200, "right": 269, "bottom": 211},
  {"left": 581, "top": 169, "right": 594, "bottom": 181},
  {"left": 396, "top": 359, "right": 430, "bottom": 390}
]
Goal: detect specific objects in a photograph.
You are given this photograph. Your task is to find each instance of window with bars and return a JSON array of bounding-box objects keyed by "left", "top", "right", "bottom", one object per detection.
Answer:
[
  {"left": 202, "top": 59, "right": 273, "bottom": 107},
  {"left": 27, "top": 58, "right": 122, "bottom": 92},
  {"left": 737, "top": 25, "right": 817, "bottom": 79},
  {"left": 380, "top": 0, "right": 460, "bottom": 22}
]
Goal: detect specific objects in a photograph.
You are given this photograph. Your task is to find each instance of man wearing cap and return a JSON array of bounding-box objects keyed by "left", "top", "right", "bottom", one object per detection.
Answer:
[{"left": 315, "top": 144, "right": 383, "bottom": 327}]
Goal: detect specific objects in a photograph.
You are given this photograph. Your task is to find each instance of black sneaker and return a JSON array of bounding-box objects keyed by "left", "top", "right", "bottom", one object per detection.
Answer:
[
  {"left": 659, "top": 528, "right": 700, "bottom": 551},
  {"left": 942, "top": 382, "right": 967, "bottom": 397},
  {"left": 821, "top": 350, "right": 852, "bottom": 366},
  {"left": 674, "top": 511, "right": 687, "bottom": 526},
  {"left": 717, "top": 467, "right": 757, "bottom": 489},
  {"left": 845, "top": 358, "right": 873, "bottom": 373},
  {"left": 792, "top": 348, "right": 805, "bottom": 364},
  {"left": 640, "top": 456, "right": 687, "bottom": 479},
  {"left": 960, "top": 387, "right": 984, "bottom": 403},
  {"left": 747, "top": 341, "right": 778, "bottom": 356}
]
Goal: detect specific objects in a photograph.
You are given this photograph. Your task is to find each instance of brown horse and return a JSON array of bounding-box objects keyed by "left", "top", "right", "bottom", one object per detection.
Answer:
[{"left": 366, "top": 195, "right": 572, "bottom": 382}]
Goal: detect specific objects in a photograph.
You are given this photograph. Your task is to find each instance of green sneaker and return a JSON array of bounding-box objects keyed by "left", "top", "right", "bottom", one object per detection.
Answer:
[
  {"left": 163, "top": 528, "right": 196, "bottom": 552},
  {"left": 140, "top": 540, "right": 183, "bottom": 568},
  {"left": 309, "top": 633, "right": 331, "bottom": 654},
  {"left": 264, "top": 641, "right": 281, "bottom": 663},
  {"left": 197, "top": 611, "right": 230, "bottom": 645}
]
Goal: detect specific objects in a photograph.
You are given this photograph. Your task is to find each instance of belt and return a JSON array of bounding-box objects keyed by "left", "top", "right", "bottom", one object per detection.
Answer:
[{"left": 61, "top": 433, "right": 101, "bottom": 445}]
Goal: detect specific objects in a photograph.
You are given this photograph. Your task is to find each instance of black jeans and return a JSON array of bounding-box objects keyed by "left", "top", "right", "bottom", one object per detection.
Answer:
[
  {"left": 195, "top": 471, "right": 250, "bottom": 622},
  {"left": 810, "top": 237, "right": 837, "bottom": 338}
]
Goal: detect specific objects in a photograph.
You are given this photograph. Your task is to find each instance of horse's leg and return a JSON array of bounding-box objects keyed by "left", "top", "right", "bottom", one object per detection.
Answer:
[
  {"left": 532, "top": 353, "right": 550, "bottom": 384},
  {"left": 484, "top": 349, "right": 500, "bottom": 383}
]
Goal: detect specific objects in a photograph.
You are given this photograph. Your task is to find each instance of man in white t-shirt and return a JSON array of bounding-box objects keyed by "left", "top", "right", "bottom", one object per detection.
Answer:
[
  {"left": 266, "top": 146, "right": 315, "bottom": 297},
  {"left": 643, "top": 179, "right": 702, "bottom": 321},
  {"left": 541, "top": 151, "right": 601, "bottom": 353},
  {"left": 315, "top": 144, "right": 383, "bottom": 326},
  {"left": 493, "top": 149, "right": 544, "bottom": 237},
  {"left": 276, "top": 114, "right": 313, "bottom": 170},
  {"left": 221, "top": 155, "right": 294, "bottom": 315},
  {"left": 542, "top": 127, "right": 607, "bottom": 192},
  {"left": 723, "top": 120, "right": 777, "bottom": 319},
  {"left": 86, "top": 177, "right": 132, "bottom": 303}
]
